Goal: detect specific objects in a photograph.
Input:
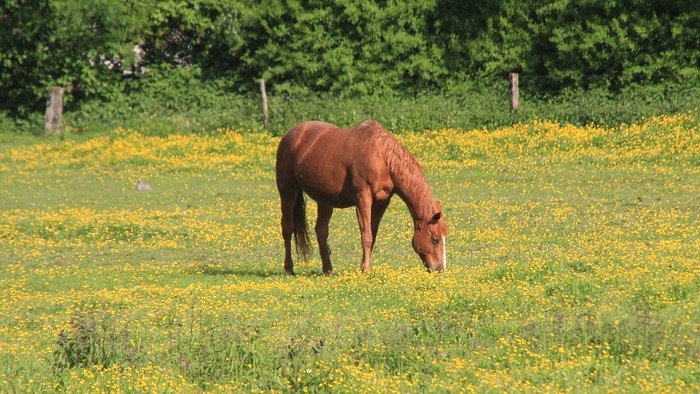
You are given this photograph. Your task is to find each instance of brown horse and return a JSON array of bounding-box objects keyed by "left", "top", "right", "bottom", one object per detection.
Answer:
[{"left": 275, "top": 120, "right": 447, "bottom": 275}]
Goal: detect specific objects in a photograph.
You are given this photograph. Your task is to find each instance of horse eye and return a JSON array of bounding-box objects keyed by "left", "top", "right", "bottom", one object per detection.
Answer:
[{"left": 431, "top": 236, "right": 440, "bottom": 245}]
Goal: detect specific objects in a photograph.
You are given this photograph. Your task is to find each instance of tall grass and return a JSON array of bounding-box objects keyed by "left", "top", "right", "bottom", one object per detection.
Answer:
[{"left": 4, "top": 82, "right": 696, "bottom": 136}]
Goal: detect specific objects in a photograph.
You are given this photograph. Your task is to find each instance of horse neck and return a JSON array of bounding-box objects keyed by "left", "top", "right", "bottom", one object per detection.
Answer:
[{"left": 386, "top": 149, "right": 436, "bottom": 222}]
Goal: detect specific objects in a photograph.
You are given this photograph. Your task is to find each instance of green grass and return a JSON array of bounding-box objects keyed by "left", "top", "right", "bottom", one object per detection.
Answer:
[{"left": 0, "top": 115, "right": 699, "bottom": 392}]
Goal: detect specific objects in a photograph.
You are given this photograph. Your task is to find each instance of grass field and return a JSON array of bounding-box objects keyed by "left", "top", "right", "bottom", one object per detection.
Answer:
[{"left": 1, "top": 114, "right": 699, "bottom": 393}]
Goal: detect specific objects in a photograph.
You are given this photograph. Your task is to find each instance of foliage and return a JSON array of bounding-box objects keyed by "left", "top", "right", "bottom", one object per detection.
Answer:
[
  {"left": 0, "top": 0, "right": 150, "bottom": 114},
  {"left": 450, "top": 0, "right": 700, "bottom": 92},
  {"left": 2, "top": 0, "right": 699, "bottom": 121},
  {"left": 246, "top": 0, "right": 445, "bottom": 95}
]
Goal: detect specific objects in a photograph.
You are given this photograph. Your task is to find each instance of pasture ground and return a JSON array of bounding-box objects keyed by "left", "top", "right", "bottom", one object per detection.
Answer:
[{"left": 1, "top": 114, "right": 699, "bottom": 392}]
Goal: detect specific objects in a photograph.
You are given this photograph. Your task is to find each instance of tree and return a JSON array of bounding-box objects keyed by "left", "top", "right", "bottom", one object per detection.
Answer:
[{"left": 0, "top": 0, "right": 150, "bottom": 115}]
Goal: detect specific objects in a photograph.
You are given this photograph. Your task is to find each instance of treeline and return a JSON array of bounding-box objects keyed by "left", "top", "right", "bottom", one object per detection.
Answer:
[{"left": 1, "top": 0, "right": 699, "bottom": 123}]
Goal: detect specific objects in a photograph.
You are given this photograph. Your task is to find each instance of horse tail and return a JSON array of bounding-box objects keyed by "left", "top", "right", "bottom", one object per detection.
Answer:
[{"left": 293, "top": 191, "right": 311, "bottom": 260}]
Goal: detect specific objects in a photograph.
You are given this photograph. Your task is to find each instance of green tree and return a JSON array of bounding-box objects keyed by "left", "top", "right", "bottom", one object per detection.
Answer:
[
  {"left": 1, "top": 0, "right": 149, "bottom": 114},
  {"left": 230, "top": 0, "right": 446, "bottom": 95},
  {"left": 1, "top": 0, "right": 53, "bottom": 115},
  {"left": 457, "top": 0, "right": 700, "bottom": 92},
  {"left": 2, "top": 0, "right": 699, "bottom": 122}
]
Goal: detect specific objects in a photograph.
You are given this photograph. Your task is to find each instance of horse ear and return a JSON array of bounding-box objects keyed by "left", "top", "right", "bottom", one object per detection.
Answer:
[{"left": 428, "top": 201, "right": 443, "bottom": 224}]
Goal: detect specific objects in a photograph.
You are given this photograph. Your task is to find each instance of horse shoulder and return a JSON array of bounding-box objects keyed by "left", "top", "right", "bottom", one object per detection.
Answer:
[{"left": 348, "top": 141, "right": 393, "bottom": 201}]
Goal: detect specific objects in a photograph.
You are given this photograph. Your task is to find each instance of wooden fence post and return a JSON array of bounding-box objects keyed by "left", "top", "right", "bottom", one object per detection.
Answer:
[
  {"left": 45, "top": 86, "right": 64, "bottom": 135},
  {"left": 509, "top": 73, "right": 519, "bottom": 111},
  {"left": 260, "top": 79, "right": 269, "bottom": 129}
]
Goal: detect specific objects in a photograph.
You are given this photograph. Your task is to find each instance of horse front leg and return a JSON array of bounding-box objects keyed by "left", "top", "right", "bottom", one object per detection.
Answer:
[
  {"left": 355, "top": 193, "right": 374, "bottom": 272},
  {"left": 316, "top": 203, "right": 334, "bottom": 275},
  {"left": 371, "top": 200, "right": 390, "bottom": 249}
]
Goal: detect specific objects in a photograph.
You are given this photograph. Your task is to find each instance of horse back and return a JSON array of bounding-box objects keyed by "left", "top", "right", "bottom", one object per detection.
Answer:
[
  {"left": 278, "top": 120, "right": 374, "bottom": 162},
  {"left": 277, "top": 120, "right": 392, "bottom": 207}
]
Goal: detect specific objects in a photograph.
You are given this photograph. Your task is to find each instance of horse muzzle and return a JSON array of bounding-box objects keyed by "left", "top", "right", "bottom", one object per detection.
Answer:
[{"left": 422, "top": 258, "right": 446, "bottom": 273}]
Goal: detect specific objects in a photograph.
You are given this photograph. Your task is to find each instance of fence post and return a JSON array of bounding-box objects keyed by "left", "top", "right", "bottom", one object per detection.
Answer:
[
  {"left": 509, "top": 73, "right": 519, "bottom": 111},
  {"left": 260, "top": 79, "right": 269, "bottom": 129},
  {"left": 45, "top": 86, "right": 64, "bottom": 135}
]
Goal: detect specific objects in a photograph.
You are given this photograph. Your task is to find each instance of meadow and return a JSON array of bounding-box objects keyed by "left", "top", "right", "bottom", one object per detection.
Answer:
[{"left": 0, "top": 114, "right": 699, "bottom": 393}]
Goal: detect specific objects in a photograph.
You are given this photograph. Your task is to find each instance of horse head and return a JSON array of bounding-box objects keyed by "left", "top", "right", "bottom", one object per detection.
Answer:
[{"left": 412, "top": 205, "right": 448, "bottom": 272}]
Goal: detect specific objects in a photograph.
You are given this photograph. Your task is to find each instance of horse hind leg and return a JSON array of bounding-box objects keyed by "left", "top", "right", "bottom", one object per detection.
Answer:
[
  {"left": 315, "top": 203, "right": 334, "bottom": 275},
  {"left": 280, "top": 190, "right": 297, "bottom": 275}
]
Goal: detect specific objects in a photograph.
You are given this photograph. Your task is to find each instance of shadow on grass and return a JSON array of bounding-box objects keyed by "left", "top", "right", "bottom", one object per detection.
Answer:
[{"left": 189, "top": 262, "right": 327, "bottom": 278}]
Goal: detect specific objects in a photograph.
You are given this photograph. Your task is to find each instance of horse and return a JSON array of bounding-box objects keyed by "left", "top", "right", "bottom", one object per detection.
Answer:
[{"left": 275, "top": 119, "right": 447, "bottom": 275}]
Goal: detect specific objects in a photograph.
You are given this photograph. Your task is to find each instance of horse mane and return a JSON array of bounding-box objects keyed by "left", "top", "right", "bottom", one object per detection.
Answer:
[{"left": 356, "top": 120, "right": 436, "bottom": 221}]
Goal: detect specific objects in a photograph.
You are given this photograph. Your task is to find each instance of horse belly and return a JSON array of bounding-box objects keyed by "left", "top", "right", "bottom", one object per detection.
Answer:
[
  {"left": 296, "top": 162, "right": 356, "bottom": 207},
  {"left": 303, "top": 187, "right": 356, "bottom": 208}
]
